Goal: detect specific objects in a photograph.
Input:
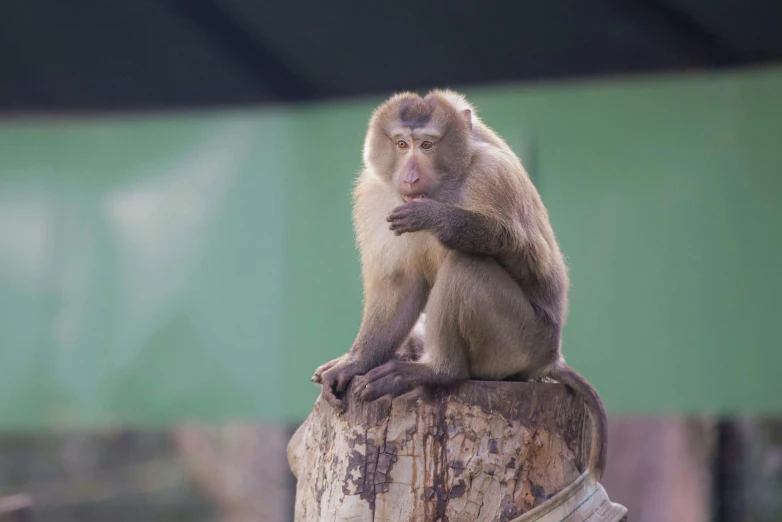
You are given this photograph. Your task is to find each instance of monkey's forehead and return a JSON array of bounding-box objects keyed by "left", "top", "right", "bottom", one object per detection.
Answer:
[
  {"left": 370, "top": 90, "right": 464, "bottom": 135},
  {"left": 398, "top": 97, "right": 434, "bottom": 128},
  {"left": 385, "top": 124, "right": 443, "bottom": 139}
]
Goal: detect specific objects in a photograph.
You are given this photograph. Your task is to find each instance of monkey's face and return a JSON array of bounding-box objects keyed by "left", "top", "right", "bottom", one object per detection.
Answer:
[
  {"left": 365, "top": 93, "right": 473, "bottom": 204},
  {"left": 390, "top": 126, "right": 444, "bottom": 203}
]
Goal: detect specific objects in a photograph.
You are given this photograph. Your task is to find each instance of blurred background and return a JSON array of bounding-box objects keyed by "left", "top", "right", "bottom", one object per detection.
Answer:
[{"left": 1, "top": 1, "right": 781, "bottom": 521}]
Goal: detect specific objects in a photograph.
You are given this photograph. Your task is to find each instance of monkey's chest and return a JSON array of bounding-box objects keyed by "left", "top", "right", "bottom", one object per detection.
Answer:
[
  {"left": 373, "top": 229, "right": 445, "bottom": 283},
  {"left": 411, "top": 235, "right": 447, "bottom": 287}
]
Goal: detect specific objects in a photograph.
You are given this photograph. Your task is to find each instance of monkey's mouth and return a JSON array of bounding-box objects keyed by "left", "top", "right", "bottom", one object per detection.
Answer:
[{"left": 401, "top": 193, "right": 428, "bottom": 203}]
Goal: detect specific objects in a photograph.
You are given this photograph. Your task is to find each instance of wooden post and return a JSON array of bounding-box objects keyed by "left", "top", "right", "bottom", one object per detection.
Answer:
[{"left": 288, "top": 380, "right": 627, "bottom": 521}]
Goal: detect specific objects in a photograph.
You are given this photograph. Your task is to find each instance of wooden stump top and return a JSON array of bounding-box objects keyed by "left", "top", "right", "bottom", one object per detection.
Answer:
[{"left": 289, "top": 380, "right": 594, "bottom": 521}]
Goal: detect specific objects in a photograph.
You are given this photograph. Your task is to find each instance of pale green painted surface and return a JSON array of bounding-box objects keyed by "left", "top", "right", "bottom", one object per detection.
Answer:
[{"left": 0, "top": 66, "right": 780, "bottom": 428}]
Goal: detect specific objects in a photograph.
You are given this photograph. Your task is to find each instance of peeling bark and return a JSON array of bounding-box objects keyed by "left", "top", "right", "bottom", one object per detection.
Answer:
[{"left": 288, "top": 380, "right": 592, "bottom": 522}]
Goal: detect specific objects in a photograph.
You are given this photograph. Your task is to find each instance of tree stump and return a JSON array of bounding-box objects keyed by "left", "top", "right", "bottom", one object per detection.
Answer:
[{"left": 288, "top": 380, "right": 627, "bottom": 521}]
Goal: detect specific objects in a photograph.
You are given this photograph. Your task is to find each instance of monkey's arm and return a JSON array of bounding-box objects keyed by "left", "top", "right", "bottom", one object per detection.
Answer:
[
  {"left": 318, "top": 275, "right": 427, "bottom": 411},
  {"left": 433, "top": 205, "right": 513, "bottom": 255},
  {"left": 388, "top": 200, "right": 511, "bottom": 256}
]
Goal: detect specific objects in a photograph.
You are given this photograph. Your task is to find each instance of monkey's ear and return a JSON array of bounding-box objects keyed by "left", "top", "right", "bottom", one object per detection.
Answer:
[{"left": 462, "top": 109, "right": 472, "bottom": 130}]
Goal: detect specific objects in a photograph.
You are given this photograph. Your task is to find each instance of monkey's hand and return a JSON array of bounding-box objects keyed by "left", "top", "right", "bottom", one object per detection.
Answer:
[
  {"left": 311, "top": 353, "right": 349, "bottom": 383},
  {"left": 387, "top": 199, "right": 441, "bottom": 236},
  {"left": 318, "top": 357, "right": 371, "bottom": 413}
]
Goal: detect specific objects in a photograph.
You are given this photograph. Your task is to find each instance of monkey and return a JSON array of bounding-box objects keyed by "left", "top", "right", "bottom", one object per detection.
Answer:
[{"left": 310, "top": 89, "right": 607, "bottom": 481}]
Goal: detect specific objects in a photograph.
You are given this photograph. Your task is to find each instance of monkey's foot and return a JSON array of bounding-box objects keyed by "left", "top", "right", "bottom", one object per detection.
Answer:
[{"left": 355, "top": 361, "right": 449, "bottom": 402}]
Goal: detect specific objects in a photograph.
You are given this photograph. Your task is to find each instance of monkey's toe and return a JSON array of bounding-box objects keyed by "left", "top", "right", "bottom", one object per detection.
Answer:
[
  {"left": 359, "top": 370, "right": 412, "bottom": 402},
  {"left": 363, "top": 360, "right": 400, "bottom": 380}
]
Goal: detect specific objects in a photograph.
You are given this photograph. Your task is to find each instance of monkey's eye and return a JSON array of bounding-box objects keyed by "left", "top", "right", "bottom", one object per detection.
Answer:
[
  {"left": 420, "top": 140, "right": 434, "bottom": 150},
  {"left": 396, "top": 140, "right": 408, "bottom": 149}
]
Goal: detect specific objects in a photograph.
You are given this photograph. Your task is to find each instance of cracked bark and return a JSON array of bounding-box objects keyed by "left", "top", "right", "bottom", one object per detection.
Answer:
[{"left": 288, "top": 380, "right": 591, "bottom": 522}]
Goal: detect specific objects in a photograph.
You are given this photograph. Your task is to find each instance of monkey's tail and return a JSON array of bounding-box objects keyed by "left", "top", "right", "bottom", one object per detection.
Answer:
[{"left": 548, "top": 359, "right": 607, "bottom": 482}]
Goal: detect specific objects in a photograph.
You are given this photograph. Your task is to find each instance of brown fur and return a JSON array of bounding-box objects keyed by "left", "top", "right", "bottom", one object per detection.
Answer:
[{"left": 311, "top": 89, "right": 607, "bottom": 481}]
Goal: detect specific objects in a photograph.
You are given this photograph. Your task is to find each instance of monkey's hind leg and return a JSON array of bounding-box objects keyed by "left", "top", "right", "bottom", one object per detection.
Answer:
[
  {"left": 451, "top": 252, "right": 559, "bottom": 382},
  {"left": 356, "top": 254, "right": 481, "bottom": 402},
  {"left": 312, "top": 318, "right": 421, "bottom": 383},
  {"left": 357, "top": 252, "right": 557, "bottom": 402},
  {"left": 395, "top": 313, "right": 426, "bottom": 362}
]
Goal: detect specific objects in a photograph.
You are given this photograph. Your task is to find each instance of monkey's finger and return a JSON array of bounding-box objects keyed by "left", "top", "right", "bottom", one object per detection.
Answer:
[
  {"left": 361, "top": 377, "right": 402, "bottom": 402},
  {"left": 312, "top": 369, "right": 329, "bottom": 383},
  {"left": 393, "top": 225, "right": 415, "bottom": 235},
  {"left": 320, "top": 383, "right": 344, "bottom": 412},
  {"left": 390, "top": 219, "right": 417, "bottom": 233},
  {"left": 360, "top": 372, "right": 402, "bottom": 401},
  {"left": 388, "top": 219, "right": 407, "bottom": 231},
  {"left": 389, "top": 204, "right": 409, "bottom": 215},
  {"left": 363, "top": 362, "right": 397, "bottom": 382},
  {"left": 312, "top": 355, "right": 351, "bottom": 383},
  {"left": 353, "top": 374, "right": 370, "bottom": 390},
  {"left": 312, "top": 361, "right": 339, "bottom": 382},
  {"left": 360, "top": 383, "right": 381, "bottom": 402},
  {"left": 398, "top": 386, "right": 426, "bottom": 403},
  {"left": 387, "top": 208, "right": 412, "bottom": 221},
  {"left": 336, "top": 373, "right": 355, "bottom": 393}
]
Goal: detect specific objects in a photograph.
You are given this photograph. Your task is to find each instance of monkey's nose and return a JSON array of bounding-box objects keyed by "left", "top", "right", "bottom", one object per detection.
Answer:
[{"left": 403, "top": 172, "right": 420, "bottom": 185}]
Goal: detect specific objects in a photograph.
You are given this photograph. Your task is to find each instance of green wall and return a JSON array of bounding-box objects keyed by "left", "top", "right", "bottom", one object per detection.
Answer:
[{"left": 1, "top": 66, "right": 780, "bottom": 428}]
